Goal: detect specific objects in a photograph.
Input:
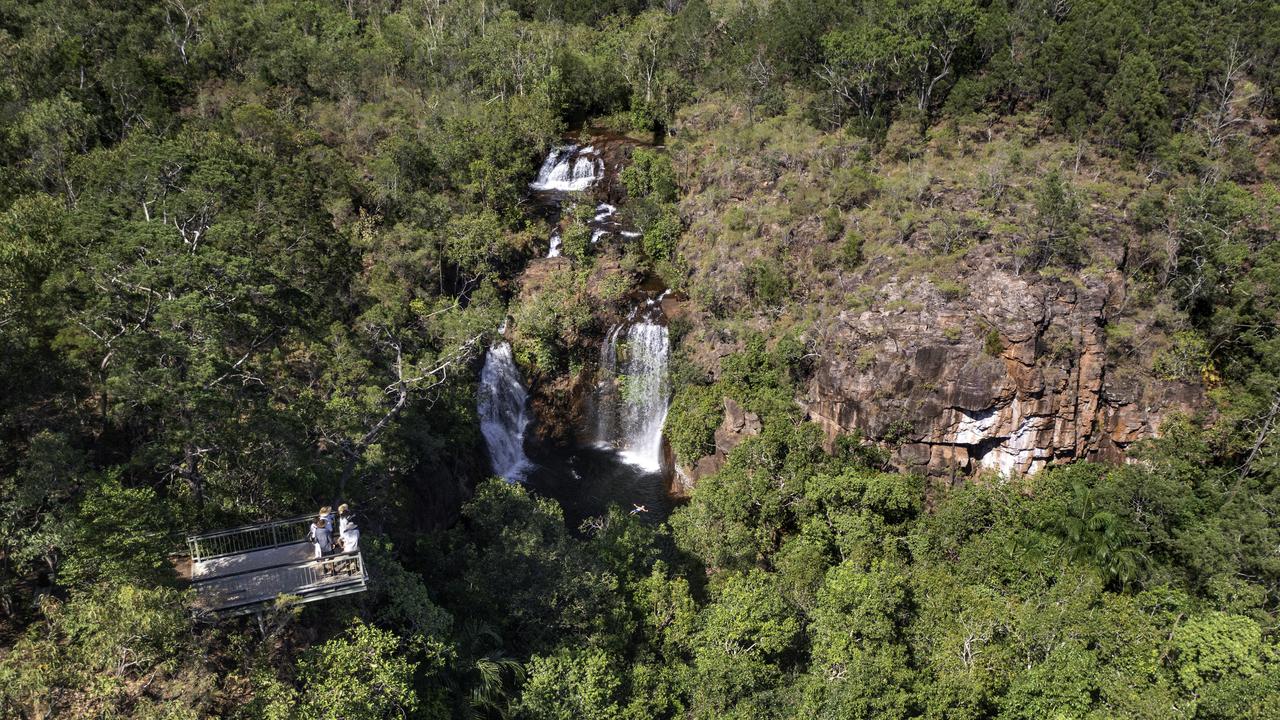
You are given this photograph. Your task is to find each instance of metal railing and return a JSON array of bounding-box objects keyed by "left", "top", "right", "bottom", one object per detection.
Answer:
[
  {"left": 186, "top": 515, "right": 317, "bottom": 562},
  {"left": 193, "top": 551, "right": 368, "bottom": 616},
  {"left": 291, "top": 551, "right": 366, "bottom": 590}
]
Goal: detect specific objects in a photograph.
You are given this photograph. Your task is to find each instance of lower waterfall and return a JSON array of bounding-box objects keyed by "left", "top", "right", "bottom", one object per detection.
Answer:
[
  {"left": 477, "top": 342, "right": 533, "bottom": 482},
  {"left": 593, "top": 307, "right": 671, "bottom": 472}
]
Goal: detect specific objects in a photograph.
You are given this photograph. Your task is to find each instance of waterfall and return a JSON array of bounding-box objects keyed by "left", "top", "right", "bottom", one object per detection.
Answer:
[
  {"left": 530, "top": 145, "right": 601, "bottom": 192},
  {"left": 593, "top": 204, "right": 617, "bottom": 222},
  {"left": 593, "top": 309, "right": 670, "bottom": 472},
  {"left": 547, "top": 231, "right": 562, "bottom": 258},
  {"left": 477, "top": 342, "right": 533, "bottom": 482}
]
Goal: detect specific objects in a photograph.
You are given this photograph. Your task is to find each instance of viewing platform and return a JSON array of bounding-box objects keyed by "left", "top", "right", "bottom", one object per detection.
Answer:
[{"left": 185, "top": 516, "right": 368, "bottom": 617}]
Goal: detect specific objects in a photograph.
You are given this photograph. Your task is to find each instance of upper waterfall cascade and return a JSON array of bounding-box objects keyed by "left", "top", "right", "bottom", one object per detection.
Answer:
[{"left": 530, "top": 144, "right": 602, "bottom": 193}]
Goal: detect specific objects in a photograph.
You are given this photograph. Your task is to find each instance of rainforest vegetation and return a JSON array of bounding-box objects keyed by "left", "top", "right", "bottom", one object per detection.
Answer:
[{"left": 1, "top": 0, "right": 1278, "bottom": 718}]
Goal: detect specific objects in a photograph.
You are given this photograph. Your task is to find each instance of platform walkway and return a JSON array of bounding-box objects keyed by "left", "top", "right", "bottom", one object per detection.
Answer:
[{"left": 186, "top": 516, "right": 367, "bottom": 616}]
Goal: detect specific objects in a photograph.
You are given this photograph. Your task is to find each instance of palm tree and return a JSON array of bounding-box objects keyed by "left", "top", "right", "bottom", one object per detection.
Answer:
[
  {"left": 1057, "top": 481, "right": 1147, "bottom": 589},
  {"left": 447, "top": 618, "right": 526, "bottom": 720}
]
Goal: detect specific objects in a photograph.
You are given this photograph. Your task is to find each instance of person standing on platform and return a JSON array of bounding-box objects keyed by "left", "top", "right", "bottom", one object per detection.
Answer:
[
  {"left": 340, "top": 515, "right": 360, "bottom": 554},
  {"left": 308, "top": 517, "right": 331, "bottom": 559}
]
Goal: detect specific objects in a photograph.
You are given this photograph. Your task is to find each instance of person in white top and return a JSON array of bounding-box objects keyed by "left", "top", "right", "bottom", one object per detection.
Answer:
[
  {"left": 340, "top": 517, "right": 360, "bottom": 553},
  {"left": 308, "top": 518, "right": 331, "bottom": 559}
]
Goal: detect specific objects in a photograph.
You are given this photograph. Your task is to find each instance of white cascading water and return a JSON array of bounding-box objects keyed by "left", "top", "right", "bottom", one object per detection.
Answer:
[
  {"left": 594, "top": 302, "right": 671, "bottom": 472},
  {"left": 530, "top": 144, "right": 601, "bottom": 192},
  {"left": 477, "top": 342, "right": 534, "bottom": 482},
  {"left": 547, "top": 231, "right": 562, "bottom": 258}
]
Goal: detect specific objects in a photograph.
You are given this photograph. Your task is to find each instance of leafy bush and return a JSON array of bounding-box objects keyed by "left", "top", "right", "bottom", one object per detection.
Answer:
[
  {"left": 665, "top": 384, "right": 724, "bottom": 465},
  {"left": 838, "top": 232, "right": 864, "bottom": 269},
  {"left": 821, "top": 206, "right": 844, "bottom": 240},
  {"left": 642, "top": 207, "right": 681, "bottom": 260},
  {"left": 745, "top": 259, "right": 791, "bottom": 309},
  {"left": 983, "top": 327, "right": 1005, "bottom": 357},
  {"left": 512, "top": 274, "right": 594, "bottom": 374},
  {"left": 1027, "top": 169, "right": 1083, "bottom": 270},
  {"left": 1152, "top": 330, "right": 1211, "bottom": 381},
  {"left": 621, "top": 148, "right": 678, "bottom": 203}
]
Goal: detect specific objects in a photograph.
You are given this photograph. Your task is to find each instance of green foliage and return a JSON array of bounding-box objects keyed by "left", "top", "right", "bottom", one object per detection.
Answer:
[
  {"left": 560, "top": 212, "right": 594, "bottom": 264},
  {"left": 59, "top": 473, "right": 174, "bottom": 590},
  {"left": 1024, "top": 169, "right": 1083, "bottom": 270},
  {"left": 621, "top": 148, "right": 677, "bottom": 203},
  {"left": 983, "top": 327, "right": 1004, "bottom": 357},
  {"left": 744, "top": 258, "right": 791, "bottom": 309},
  {"left": 0, "top": 584, "right": 192, "bottom": 716},
  {"left": 1, "top": 0, "right": 1279, "bottom": 717},
  {"left": 718, "top": 332, "right": 805, "bottom": 420},
  {"left": 1174, "top": 611, "right": 1266, "bottom": 694},
  {"left": 688, "top": 570, "right": 800, "bottom": 715},
  {"left": 518, "top": 647, "right": 623, "bottom": 720},
  {"left": 642, "top": 207, "right": 682, "bottom": 261},
  {"left": 441, "top": 480, "right": 627, "bottom": 654},
  {"left": 1152, "top": 330, "right": 1212, "bottom": 381},
  {"left": 821, "top": 206, "right": 844, "bottom": 241},
  {"left": 8, "top": 92, "right": 92, "bottom": 197},
  {"left": 665, "top": 383, "right": 723, "bottom": 464},
  {"left": 512, "top": 272, "right": 595, "bottom": 374},
  {"left": 1100, "top": 51, "right": 1170, "bottom": 156},
  {"left": 838, "top": 231, "right": 864, "bottom": 268},
  {"left": 801, "top": 560, "right": 915, "bottom": 719},
  {"left": 290, "top": 620, "right": 421, "bottom": 720},
  {"left": 1047, "top": 471, "right": 1148, "bottom": 589}
]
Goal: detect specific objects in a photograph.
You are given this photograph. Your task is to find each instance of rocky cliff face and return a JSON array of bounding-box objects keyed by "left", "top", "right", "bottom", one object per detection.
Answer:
[
  {"left": 802, "top": 263, "right": 1202, "bottom": 480},
  {"left": 662, "top": 103, "right": 1213, "bottom": 484}
]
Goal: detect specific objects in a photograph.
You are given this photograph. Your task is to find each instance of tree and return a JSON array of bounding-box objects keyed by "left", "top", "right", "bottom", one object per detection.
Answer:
[
  {"left": 0, "top": 583, "right": 193, "bottom": 717},
  {"left": 618, "top": 10, "right": 674, "bottom": 129},
  {"left": 903, "top": 0, "right": 978, "bottom": 115},
  {"left": 1020, "top": 169, "right": 1083, "bottom": 271},
  {"left": 58, "top": 472, "right": 174, "bottom": 590},
  {"left": 818, "top": 22, "right": 901, "bottom": 130},
  {"left": 1174, "top": 611, "right": 1266, "bottom": 695},
  {"left": 801, "top": 560, "right": 915, "bottom": 720},
  {"left": 8, "top": 93, "right": 91, "bottom": 201},
  {"left": 290, "top": 620, "right": 420, "bottom": 720},
  {"left": 518, "top": 648, "right": 624, "bottom": 720},
  {"left": 441, "top": 481, "right": 626, "bottom": 655},
  {"left": 1100, "top": 51, "right": 1170, "bottom": 156},
  {"left": 688, "top": 570, "right": 799, "bottom": 717}
]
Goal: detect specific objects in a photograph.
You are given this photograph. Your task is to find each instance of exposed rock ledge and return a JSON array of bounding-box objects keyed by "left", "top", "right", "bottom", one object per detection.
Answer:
[
  {"left": 672, "top": 398, "right": 761, "bottom": 495},
  {"left": 800, "top": 266, "right": 1202, "bottom": 480}
]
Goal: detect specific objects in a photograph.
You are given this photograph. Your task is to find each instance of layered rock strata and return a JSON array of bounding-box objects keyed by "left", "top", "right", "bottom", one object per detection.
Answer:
[{"left": 803, "top": 267, "right": 1201, "bottom": 479}]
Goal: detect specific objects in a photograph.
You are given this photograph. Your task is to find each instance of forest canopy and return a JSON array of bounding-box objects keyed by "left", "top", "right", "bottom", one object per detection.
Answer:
[{"left": 1, "top": 0, "right": 1278, "bottom": 718}]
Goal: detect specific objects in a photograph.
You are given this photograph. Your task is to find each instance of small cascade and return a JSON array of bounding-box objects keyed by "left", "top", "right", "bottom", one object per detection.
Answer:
[
  {"left": 477, "top": 342, "right": 534, "bottom": 482},
  {"left": 593, "top": 204, "right": 617, "bottom": 222},
  {"left": 590, "top": 203, "right": 622, "bottom": 245},
  {"left": 592, "top": 298, "right": 671, "bottom": 472},
  {"left": 547, "top": 231, "right": 562, "bottom": 258},
  {"left": 530, "top": 144, "right": 602, "bottom": 192}
]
